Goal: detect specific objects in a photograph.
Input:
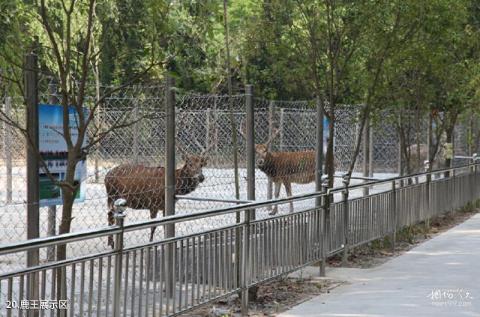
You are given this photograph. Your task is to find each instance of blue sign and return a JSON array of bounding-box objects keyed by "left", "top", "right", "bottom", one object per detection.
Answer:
[
  {"left": 323, "top": 117, "right": 330, "bottom": 154},
  {"left": 39, "top": 104, "right": 87, "bottom": 206}
]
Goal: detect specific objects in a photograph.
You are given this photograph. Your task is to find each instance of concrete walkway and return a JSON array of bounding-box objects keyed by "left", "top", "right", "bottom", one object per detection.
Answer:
[{"left": 280, "top": 213, "right": 480, "bottom": 317}]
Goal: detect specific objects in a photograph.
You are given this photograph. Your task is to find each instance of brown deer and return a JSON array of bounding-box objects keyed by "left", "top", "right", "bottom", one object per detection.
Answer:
[
  {"left": 241, "top": 125, "right": 316, "bottom": 215},
  {"left": 104, "top": 153, "right": 208, "bottom": 247}
]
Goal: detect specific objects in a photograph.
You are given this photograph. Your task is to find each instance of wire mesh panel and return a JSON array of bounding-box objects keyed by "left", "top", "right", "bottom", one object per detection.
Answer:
[
  {"left": 334, "top": 106, "right": 361, "bottom": 172},
  {"left": 1, "top": 164, "right": 480, "bottom": 316},
  {"left": 0, "top": 85, "right": 478, "bottom": 279}
]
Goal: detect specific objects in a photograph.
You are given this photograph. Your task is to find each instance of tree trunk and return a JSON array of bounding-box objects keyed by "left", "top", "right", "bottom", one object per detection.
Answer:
[{"left": 56, "top": 161, "right": 78, "bottom": 302}]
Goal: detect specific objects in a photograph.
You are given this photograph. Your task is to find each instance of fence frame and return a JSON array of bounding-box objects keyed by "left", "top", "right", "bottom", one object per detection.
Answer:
[{"left": 1, "top": 161, "right": 479, "bottom": 316}]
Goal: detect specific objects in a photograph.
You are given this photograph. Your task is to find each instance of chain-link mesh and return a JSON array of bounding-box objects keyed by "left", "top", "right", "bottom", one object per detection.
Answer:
[{"left": 0, "top": 87, "right": 477, "bottom": 273}]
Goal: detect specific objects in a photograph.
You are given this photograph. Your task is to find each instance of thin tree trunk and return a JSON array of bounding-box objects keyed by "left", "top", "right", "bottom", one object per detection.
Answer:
[
  {"left": 223, "top": 0, "right": 240, "bottom": 201},
  {"left": 56, "top": 162, "right": 78, "bottom": 301}
]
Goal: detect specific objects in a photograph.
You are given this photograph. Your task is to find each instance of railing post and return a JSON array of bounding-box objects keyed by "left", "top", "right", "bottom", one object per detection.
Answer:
[
  {"left": 424, "top": 160, "right": 431, "bottom": 230},
  {"left": 112, "top": 199, "right": 127, "bottom": 317},
  {"left": 4, "top": 96, "right": 12, "bottom": 203},
  {"left": 315, "top": 97, "right": 325, "bottom": 275},
  {"left": 391, "top": 180, "right": 397, "bottom": 254},
  {"left": 165, "top": 76, "right": 176, "bottom": 299},
  {"left": 47, "top": 82, "right": 59, "bottom": 263},
  {"left": 267, "top": 101, "right": 275, "bottom": 205},
  {"left": 132, "top": 105, "right": 140, "bottom": 163},
  {"left": 279, "top": 108, "right": 285, "bottom": 151},
  {"left": 473, "top": 154, "right": 478, "bottom": 202},
  {"left": 342, "top": 174, "right": 350, "bottom": 266},
  {"left": 25, "top": 51, "right": 40, "bottom": 315},
  {"left": 241, "top": 84, "right": 255, "bottom": 315},
  {"left": 451, "top": 166, "right": 457, "bottom": 210},
  {"left": 363, "top": 115, "right": 370, "bottom": 196},
  {"left": 320, "top": 176, "right": 329, "bottom": 277},
  {"left": 213, "top": 96, "right": 219, "bottom": 162},
  {"left": 397, "top": 113, "right": 403, "bottom": 176},
  {"left": 206, "top": 107, "right": 211, "bottom": 159}
]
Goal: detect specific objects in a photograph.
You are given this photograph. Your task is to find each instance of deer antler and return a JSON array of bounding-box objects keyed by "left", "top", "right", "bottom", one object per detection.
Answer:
[
  {"left": 264, "top": 128, "right": 281, "bottom": 147},
  {"left": 238, "top": 119, "right": 280, "bottom": 147},
  {"left": 238, "top": 119, "right": 247, "bottom": 141},
  {"left": 176, "top": 111, "right": 192, "bottom": 157},
  {"left": 201, "top": 142, "right": 215, "bottom": 156}
]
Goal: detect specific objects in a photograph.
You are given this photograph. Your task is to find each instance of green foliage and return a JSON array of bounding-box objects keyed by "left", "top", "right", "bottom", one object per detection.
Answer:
[{"left": 1, "top": 0, "right": 480, "bottom": 107}]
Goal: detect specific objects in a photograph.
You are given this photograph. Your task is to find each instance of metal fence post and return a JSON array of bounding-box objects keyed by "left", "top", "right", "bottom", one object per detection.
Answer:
[
  {"left": 315, "top": 97, "right": 325, "bottom": 275},
  {"left": 391, "top": 180, "right": 397, "bottom": 253},
  {"left": 424, "top": 160, "right": 431, "bottom": 230},
  {"left": 213, "top": 96, "right": 219, "bottom": 162},
  {"left": 241, "top": 85, "right": 255, "bottom": 315},
  {"left": 25, "top": 51, "right": 40, "bottom": 310},
  {"left": 320, "top": 176, "right": 329, "bottom": 277},
  {"left": 397, "top": 113, "right": 403, "bottom": 176},
  {"left": 165, "top": 76, "right": 176, "bottom": 299},
  {"left": 206, "top": 107, "right": 211, "bottom": 157},
  {"left": 279, "top": 108, "right": 285, "bottom": 151},
  {"left": 369, "top": 120, "right": 374, "bottom": 177},
  {"left": 342, "top": 175, "right": 350, "bottom": 266},
  {"left": 363, "top": 115, "right": 370, "bottom": 196},
  {"left": 47, "top": 82, "right": 59, "bottom": 263},
  {"left": 267, "top": 101, "right": 275, "bottom": 203},
  {"left": 112, "top": 199, "right": 127, "bottom": 317},
  {"left": 4, "top": 96, "right": 12, "bottom": 203},
  {"left": 132, "top": 105, "right": 140, "bottom": 163},
  {"left": 245, "top": 85, "right": 255, "bottom": 221}
]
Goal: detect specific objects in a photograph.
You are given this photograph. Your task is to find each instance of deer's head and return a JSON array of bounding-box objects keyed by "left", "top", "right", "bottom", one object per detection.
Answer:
[
  {"left": 180, "top": 154, "right": 208, "bottom": 183},
  {"left": 239, "top": 120, "right": 280, "bottom": 168}
]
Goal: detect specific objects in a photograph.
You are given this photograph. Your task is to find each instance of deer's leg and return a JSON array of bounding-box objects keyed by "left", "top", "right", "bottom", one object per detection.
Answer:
[
  {"left": 150, "top": 209, "right": 159, "bottom": 241},
  {"left": 284, "top": 181, "right": 293, "bottom": 213},
  {"left": 270, "top": 181, "right": 282, "bottom": 215},
  {"left": 267, "top": 177, "right": 273, "bottom": 211}
]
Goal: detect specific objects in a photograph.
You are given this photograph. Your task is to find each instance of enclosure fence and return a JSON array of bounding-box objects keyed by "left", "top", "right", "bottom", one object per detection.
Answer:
[
  {"left": 0, "top": 162, "right": 479, "bottom": 316},
  {"left": 1, "top": 78, "right": 480, "bottom": 316},
  {"left": 1, "top": 89, "right": 475, "bottom": 251}
]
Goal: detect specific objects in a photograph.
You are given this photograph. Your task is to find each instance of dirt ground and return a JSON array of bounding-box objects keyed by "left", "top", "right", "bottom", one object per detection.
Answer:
[
  {"left": 182, "top": 207, "right": 478, "bottom": 316},
  {"left": 183, "top": 278, "right": 342, "bottom": 317}
]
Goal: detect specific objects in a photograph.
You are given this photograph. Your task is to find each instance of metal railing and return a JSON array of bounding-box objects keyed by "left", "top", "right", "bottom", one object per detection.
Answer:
[{"left": 1, "top": 162, "right": 479, "bottom": 316}]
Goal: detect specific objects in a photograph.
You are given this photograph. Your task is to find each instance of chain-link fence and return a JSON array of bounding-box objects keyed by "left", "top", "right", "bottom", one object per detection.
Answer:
[{"left": 1, "top": 85, "right": 478, "bottom": 273}]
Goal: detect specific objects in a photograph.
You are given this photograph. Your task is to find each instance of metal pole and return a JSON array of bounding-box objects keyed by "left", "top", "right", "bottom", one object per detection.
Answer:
[
  {"left": 267, "top": 101, "right": 275, "bottom": 203},
  {"left": 315, "top": 97, "right": 326, "bottom": 276},
  {"left": 369, "top": 121, "right": 374, "bottom": 177},
  {"left": 112, "top": 199, "right": 127, "bottom": 317},
  {"left": 165, "top": 76, "right": 176, "bottom": 299},
  {"left": 391, "top": 180, "right": 397, "bottom": 253},
  {"left": 245, "top": 85, "right": 255, "bottom": 221},
  {"left": 25, "top": 51, "right": 40, "bottom": 314},
  {"left": 47, "top": 82, "right": 59, "bottom": 263},
  {"left": 424, "top": 160, "right": 431, "bottom": 230},
  {"left": 341, "top": 175, "right": 350, "bottom": 266},
  {"left": 4, "top": 96, "right": 12, "bottom": 203},
  {"left": 213, "top": 97, "right": 219, "bottom": 163},
  {"left": 398, "top": 113, "right": 403, "bottom": 176},
  {"left": 321, "top": 176, "right": 330, "bottom": 276},
  {"left": 206, "top": 107, "right": 211, "bottom": 154},
  {"left": 241, "top": 85, "right": 255, "bottom": 315},
  {"left": 363, "top": 115, "right": 370, "bottom": 196},
  {"left": 279, "top": 108, "right": 285, "bottom": 151},
  {"left": 132, "top": 105, "right": 139, "bottom": 163}
]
